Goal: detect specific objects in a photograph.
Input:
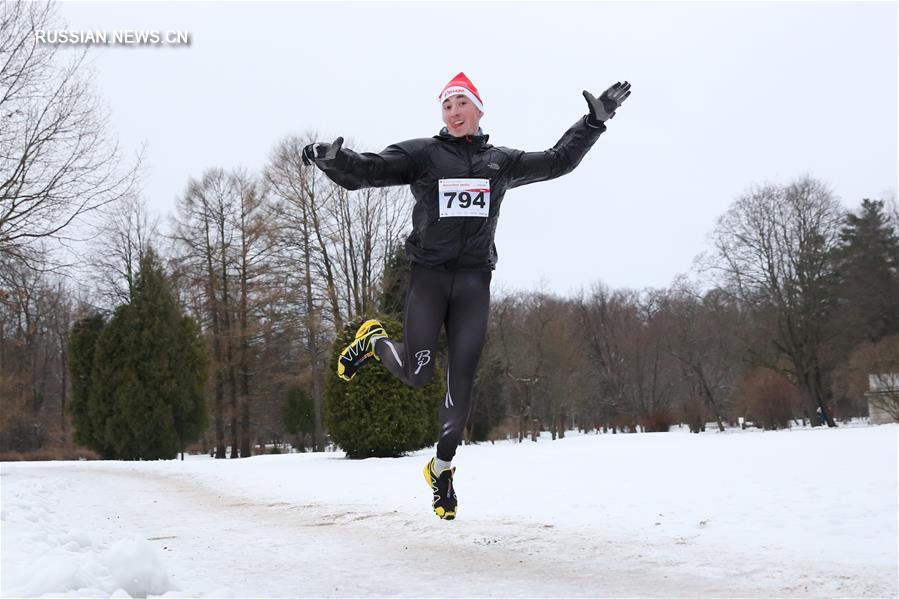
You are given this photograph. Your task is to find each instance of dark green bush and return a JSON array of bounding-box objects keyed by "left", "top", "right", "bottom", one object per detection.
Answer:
[{"left": 325, "top": 315, "right": 442, "bottom": 458}]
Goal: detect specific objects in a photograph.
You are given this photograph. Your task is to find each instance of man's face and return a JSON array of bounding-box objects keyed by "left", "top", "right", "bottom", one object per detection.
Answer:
[{"left": 441, "top": 94, "right": 483, "bottom": 137}]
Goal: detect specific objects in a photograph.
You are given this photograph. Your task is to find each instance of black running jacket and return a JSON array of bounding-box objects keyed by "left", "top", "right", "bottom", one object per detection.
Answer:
[{"left": 313, "top": 116, "right": 606, "bottom": 271}]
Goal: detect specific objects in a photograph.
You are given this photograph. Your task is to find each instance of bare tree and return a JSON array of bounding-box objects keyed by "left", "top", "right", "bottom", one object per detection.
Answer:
[
  {"left": 266, "top": 134, "right": 411, "bottom": 450},
  {"left": 85, "top": 195, "right": 160, "bottom": 306},
  {"left": 492, "top": 293, "right": 538, "bottom": 442},
  {"left": 172, "top": 167, "right": 284, "bottom": 457},
  {"left": 266, "top": 135, "right": 335, "bottom": 451},
  {"left": 230, "top": 170, "right": 278, "bottom": 457},
  {"left": 578, "top": 286, "right": 676, "bottom": 432},
  {"left": 268, "top": 136, "right": 344, "bottom": 331},
  {"left": 0, "top": 256, "right": 73, "bottom": 451},
  {"left": 631, "top": 291, "right": 679, "bottom": 431},
  {"left": 704, "top": 176, "right": 844, "bottom": 426},
  {"left": 577, "top": 285, "right": 631, "bottom": 431},
  {"left": 172, "top": 171, "right": 234, "bottom": 458},
  {"left": 0, "top": 1, "right": 138, "bottom": 270},
  {"left": 662, "top": 282, "right": 743, "bottom": 432},
  {"left": 331, "top": 185, "right": 410, "bottom": 318}
]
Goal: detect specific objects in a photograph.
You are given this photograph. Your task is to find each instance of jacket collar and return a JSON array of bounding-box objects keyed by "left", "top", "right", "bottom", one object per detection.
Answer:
[{"left": 435, "top": 127, "right": 490, "bottom": 146}]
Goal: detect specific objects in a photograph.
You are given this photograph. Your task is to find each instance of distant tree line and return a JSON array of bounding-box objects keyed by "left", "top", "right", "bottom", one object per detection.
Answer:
[
  {"left": 462, "top": 188, "right": 898, "bottom": 440},
  {"left": 1, "top": 1, "right": 897, "bottom": 457}
]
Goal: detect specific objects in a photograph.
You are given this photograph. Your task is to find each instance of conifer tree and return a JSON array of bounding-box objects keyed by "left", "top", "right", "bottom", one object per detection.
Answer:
[
  {"left": 68, "top": 314, "right": 107, "bottom": 452},
  {"left": 834, "top": 199, "right": 899, "bottom": 344},
  {"left": 170, "top": 315, "right": 209, "bottom": 460},
  {"left": 283, "top": 385, "right": 314, "bottom": 452},
  {"left": 325, "top": 315, "right": 441, "bottom": 458},
  {"left": 379, "top": 244, "right": 410, "bottom": 318},
  {"left": 89, "top": 304, "right": 132, "bottom": 459},
  {"left": 80, "top": 250, "right": 208, "bottom": 459}
]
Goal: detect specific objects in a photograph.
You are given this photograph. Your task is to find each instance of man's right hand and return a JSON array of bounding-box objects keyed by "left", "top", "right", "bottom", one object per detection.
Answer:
[{"left": 302, "top": 136, "right": 344, "bottom": 166}]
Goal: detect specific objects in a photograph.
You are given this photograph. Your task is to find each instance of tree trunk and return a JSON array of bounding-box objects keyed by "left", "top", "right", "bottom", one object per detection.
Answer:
[
  {"left": 240, "top": 401, "right": 251, "bottom": 457},
  {"left": 696, "top": 368, "right": 727, "bottom": 432},
  {"left": 810, "top": 366, "right": 837, "bottom": 427},
  {"left": 301, "top": 205, "right": 324, "bottom": 452},
  {"left": 203, "top": 216, "right": 227, "bottom": 459},
  {"left": 59, "top": 330, "right": 67, "bottom": 433},
  {"left": 238, "top": 201, "right": 252, "bottom": 459},
  {"left": 219, "top": 217, "right": 239, "bottom": 459},
  {"left": 306, "top": 184, "right": 343, "bottom": 332}
]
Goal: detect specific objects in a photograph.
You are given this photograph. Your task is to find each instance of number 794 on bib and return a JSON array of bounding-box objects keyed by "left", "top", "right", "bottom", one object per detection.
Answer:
[{"left": 438, "top": 178, "right": 491, "bottom": 218}]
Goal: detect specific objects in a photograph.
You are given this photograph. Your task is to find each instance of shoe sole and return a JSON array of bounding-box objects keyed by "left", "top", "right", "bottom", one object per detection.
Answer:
[
  {"left": 336, "top": 350, "right": 374, "bottom": 381},
  {"left": 336, "top": 320, "right": 386, "bottom": 381}
]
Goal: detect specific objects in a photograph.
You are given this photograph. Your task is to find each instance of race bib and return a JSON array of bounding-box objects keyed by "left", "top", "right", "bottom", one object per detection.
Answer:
[{"left": 438, "top": 179, "right": 491, "bottom": 218}]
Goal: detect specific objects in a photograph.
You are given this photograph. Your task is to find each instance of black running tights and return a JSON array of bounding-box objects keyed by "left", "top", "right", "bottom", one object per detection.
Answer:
[{"left": 374, "top": 264, "right": 491, "bottom": 462}]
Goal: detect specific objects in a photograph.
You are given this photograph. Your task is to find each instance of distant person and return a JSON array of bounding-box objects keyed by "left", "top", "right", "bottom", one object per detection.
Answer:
[{"left": 303, "top": 72, "right": 631, "bottom": 520}]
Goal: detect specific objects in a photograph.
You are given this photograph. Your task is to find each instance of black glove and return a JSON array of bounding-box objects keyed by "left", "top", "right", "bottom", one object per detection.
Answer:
[
  {"left": 301, "top": 136, "right": 344, "bottom": 166},
  {"left": 583, "top": 81, "right": 631, "bottom": 125}
]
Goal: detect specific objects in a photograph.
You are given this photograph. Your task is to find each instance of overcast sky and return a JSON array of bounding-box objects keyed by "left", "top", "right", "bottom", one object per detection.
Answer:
[{"left": 58, "top": 1, "right": 897, "bottom": 295}]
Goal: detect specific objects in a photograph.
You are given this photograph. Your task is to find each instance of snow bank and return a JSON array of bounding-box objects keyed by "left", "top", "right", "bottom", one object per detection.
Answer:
[{"left": 0, "top": 474, "right": 176, "bottom": 598}]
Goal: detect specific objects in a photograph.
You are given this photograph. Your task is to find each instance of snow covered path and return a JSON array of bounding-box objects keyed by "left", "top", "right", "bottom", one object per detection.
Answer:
[{"left": 2, "top": 425, "right": 897, "bottom": 598}]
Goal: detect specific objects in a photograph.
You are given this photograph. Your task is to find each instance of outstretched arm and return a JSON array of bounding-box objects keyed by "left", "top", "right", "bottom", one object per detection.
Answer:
[
  {"left": 508, "top": 81, "right": 631, "bottom": 189},
  {"left": 303, "top": 137, "right": 418, "bottom": 191}
]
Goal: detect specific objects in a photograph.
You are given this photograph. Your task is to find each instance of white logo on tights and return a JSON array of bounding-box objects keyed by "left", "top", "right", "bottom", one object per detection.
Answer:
[{"left": 414, "top": 350, "right": 431, "bottom": 375}]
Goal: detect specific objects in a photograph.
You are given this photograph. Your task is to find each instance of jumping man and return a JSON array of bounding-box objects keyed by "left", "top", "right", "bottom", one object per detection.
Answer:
[{"left": 303, "top": 73, "right": 631, "bottom": 520}]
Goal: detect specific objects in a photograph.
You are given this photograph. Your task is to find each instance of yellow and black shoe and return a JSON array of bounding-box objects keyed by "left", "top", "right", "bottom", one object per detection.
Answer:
[
  {"left": 423, "top": 457, "right": 457, "bottom": 520},
  {"left": 336, "top": 319, "right": 387, "bottom": 382}
]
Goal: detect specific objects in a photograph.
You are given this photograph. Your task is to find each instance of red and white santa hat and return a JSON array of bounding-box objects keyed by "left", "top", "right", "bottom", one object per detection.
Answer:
[{"left": 438, "top": 72, "right": 484, "bottom": 113}]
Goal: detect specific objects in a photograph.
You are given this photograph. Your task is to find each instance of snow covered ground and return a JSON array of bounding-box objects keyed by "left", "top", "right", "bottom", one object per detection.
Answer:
[{"left": 2, "top": 424, "right": 896, "bottom": 598}]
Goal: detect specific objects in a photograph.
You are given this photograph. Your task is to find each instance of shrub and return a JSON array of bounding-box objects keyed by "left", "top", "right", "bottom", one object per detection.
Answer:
[
  {"left": 640, "top": 410, "right": 675, "bottom": 433},
  {"left": 325, "top": 315, "right": 442, "bottom": 458},
  {"left": 735, "top": 367, "right": 802, "bottom": 430}
]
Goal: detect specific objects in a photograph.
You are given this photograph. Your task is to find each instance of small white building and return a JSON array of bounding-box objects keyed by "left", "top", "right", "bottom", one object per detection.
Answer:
[{"left": 866, "top": 373, "right": 898, "bottom": 424}]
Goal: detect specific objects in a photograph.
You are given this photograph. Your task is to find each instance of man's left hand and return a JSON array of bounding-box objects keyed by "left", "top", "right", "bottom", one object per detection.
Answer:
[{"left": 583, "top": 81, "right": 632, "bottom": 124}]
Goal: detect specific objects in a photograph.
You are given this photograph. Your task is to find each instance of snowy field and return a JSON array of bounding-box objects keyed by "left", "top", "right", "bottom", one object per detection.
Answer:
[{"left": 2, "top": 424, "right": 896, "bottom": 598}]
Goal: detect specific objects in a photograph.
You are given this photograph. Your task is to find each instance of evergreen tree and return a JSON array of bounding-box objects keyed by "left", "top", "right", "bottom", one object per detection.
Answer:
[
  {"left": 379, "top": 244, "right": 410, "bottom": 318},
  {"left": 68, "top": 313, "right": 107, "bottom": 452},
  {"left": 468, "top": 356, "right": 507, "bottom": 442},
  {"left": 170, "top": 315, "right": 209, "bottom": 460},
  {"left": 283, "top": 385, "right": 314, "bottom": 452},
  {"left": 834, "top": 199, "right": 899, "bottom": 345},
  {"left": 325, "top": 315, "right": 441, "bottom": 458},
  {"left": 89, "top": 304, "right": 133, "bottom": 459},
  {"left": 82, "top": 250, "right": 208, "bottom": 459}
]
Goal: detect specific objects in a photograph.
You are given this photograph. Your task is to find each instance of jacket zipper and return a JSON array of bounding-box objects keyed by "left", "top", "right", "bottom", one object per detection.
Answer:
[{"left": 451, "top": 136, "right": 475, "bottom": 268}]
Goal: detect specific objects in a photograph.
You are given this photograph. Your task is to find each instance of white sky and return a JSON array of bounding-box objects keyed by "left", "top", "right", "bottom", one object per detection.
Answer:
[{"left": 57, "top": 1, "right": 897, "bottom": 295}]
